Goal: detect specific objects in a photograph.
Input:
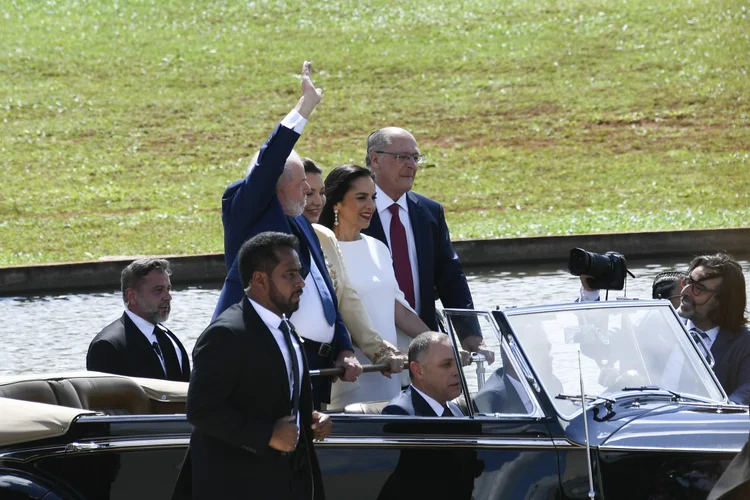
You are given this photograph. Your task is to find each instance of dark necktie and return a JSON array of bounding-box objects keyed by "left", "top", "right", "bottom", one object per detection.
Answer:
[
  {"left": 388, "top": 204, "right": 416, "bottom": 309},
  {"left": 289, "top": 218, "right": 336, "bottom": 325},
  {"left": 690, "top": 326, "right": 711, "bottom": 345},
  {"left": 279, "top": 319, "right": 301, "bottom": 418},
  {"left": 154, "top": 326, "right": 182, "bottom": 380},
  {"left": 441, "top": 405, "right": 453, "bottom": 417}
]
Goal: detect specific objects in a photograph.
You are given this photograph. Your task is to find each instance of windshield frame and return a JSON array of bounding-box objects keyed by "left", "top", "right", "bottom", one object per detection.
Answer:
[{"left": 498, "top": 300, "right": 729, "bottom": 419}]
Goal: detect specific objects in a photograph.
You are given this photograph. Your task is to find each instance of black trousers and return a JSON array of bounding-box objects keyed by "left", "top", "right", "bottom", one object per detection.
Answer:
[{"left": 303, "top": 343, "right": 332, "bottom": 410}]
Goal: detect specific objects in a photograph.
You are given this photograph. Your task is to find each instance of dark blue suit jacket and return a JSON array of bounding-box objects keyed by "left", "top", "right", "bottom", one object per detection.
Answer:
[
  {"left": 213, "top": 122, "right": 353, "bottom": 358},
  {"left": 712, "top": 325, "right": 750, "bottom": 405},
  {"left": 363, "top": 191, "right": 476, "bottom": 335},
  {"left": 382, "top": 385, "right": 462, "bottom": 417}
]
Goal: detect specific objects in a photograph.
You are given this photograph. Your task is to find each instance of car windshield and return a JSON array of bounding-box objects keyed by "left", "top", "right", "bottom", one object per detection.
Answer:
[{"left": 504, "top": 303, "right": 726, "bottom": 417}]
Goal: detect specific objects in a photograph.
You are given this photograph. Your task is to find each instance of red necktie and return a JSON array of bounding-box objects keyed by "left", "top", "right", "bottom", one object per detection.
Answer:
[{"left": 388, "top": 204, "right": 416, "bottom": 309}]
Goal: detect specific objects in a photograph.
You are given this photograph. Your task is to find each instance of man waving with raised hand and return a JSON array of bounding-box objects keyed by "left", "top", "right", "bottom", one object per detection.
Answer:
[{"left": 214, "top": 61, "right": 362, "bottom": 408}]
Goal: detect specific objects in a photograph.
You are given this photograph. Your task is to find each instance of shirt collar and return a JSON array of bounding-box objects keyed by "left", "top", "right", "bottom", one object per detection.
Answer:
[
  {"left": 411, "top": 384, "right": 449, "bottom": 416},
  {"left": 247, "top": 297, "right": 284, "bottom": 330},
  {"left": 375, "top": 185, "right": 409, "bottom": 215},
  {"left": 124, "top": 309, "right": 161, "bottom": 341},
  {"left": 686, "top": 320, "right": 720, "bottom": 342}
]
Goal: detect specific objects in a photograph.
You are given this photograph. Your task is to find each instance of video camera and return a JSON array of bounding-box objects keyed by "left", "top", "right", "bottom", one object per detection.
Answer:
[{"left": 568, "top": 248, "right": 629, "bottom": 291}]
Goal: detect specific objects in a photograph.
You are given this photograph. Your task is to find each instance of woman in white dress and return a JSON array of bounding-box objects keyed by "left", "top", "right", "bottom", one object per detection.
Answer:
[{"left": 317, "top": 164, "right": 429, "bottom": 407}]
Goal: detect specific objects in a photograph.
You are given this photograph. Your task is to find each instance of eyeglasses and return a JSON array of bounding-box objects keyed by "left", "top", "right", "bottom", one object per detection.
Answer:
[
  {"left": 683, "top": 275, "right": 720, "bottom": 298},
  {"left": 374, "top": 151, "right": 425, "bottom": 164}
]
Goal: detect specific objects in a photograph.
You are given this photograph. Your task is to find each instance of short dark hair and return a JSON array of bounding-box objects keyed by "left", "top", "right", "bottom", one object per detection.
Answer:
[
  {"left": 121, "top": 258, "right": 171, "bottom": 304},
  {"left": 301, "top": 157, "right": 323, "bottom": 176},
  {"left": 652, "top": 271, "right": 687, "bottom": 300},
  {"left": 688, "top": 253, "right": 748, "bottom": 332},
  {"left": 408, "top": 332, "right": 448, "bottom": 379},
  {"left": 319, "top": 164, "right": 376, "bottom": 229},
  {"left": 237, "top": 232, "right": 299, "bottom": 289}
]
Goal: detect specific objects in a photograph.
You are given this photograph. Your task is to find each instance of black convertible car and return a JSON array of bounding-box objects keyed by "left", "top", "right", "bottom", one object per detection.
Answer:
[{"left": 1, "top": 301, "right": 748, "bottom": 499}]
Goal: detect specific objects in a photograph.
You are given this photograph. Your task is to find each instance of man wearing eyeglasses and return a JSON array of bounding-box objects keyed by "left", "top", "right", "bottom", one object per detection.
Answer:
[
  {"left": 362, "top": 128, "right": 494, "bottom": 367},
  {"left": 678, "top": 253, "right": 750, "bottom": 405}
]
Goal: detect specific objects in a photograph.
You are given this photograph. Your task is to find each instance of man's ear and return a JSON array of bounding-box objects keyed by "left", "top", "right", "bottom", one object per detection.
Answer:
[
  {"left": 368, "top": 151, "right": 380, "bottom": 170},
  {"left": 251, "top": 270, "right": 267, "bottom": 291},
  {"left": 124, "top": 288, "right": 137, "bottom": 306},
  {"left": 409, "top": 361, "right": 422, "bottom": 380}
]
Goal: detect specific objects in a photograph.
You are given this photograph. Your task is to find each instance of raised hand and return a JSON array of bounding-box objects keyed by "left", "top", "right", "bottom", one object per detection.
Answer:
[{"left": 295, "top": 60, "right": 323, "bottom": 119}]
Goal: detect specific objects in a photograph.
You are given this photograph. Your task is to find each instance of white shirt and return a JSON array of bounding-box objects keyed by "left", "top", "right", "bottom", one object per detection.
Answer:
[
  {"left": 411, "top": 385, "right": 462, "bottom": 417},
  {"left": 374, "top": 184, "right": 421, "bottom": 314},
  {"left": 248, "top": 298, "right": 304, "bottom": 429},
  {"left": 124, "top": 309, "right": 183, "bottom": 374},
  {"left": 578, "top": 287, "right": 601, "bottom": 302},
  {"left": 280, "top": 109, "right": 307, "bottom": 134},
  {"left": 686, "top": 320, "right": 720, "bottom": 350},
  {"left": 289, "top": 252, "right": 336, "bottom": 344}
]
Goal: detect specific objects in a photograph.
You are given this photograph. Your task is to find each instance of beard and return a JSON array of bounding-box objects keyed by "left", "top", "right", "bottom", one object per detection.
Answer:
[
  {"left": 269, "top": 281, "right": 301, "bottom": 317},
  {"left": 136, "top": 295, "right": 170, "bottom": 323}
]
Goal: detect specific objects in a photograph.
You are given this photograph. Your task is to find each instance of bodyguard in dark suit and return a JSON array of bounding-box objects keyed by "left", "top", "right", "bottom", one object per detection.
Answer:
[
  {"left": 212, "top": 61, "right": 360, "bottom": 407},
  {"left": 187, "top": 232, "right": 331, "bottom": 500},
  {"left": 362, "top": 127, "right": 494, "bottom": 365},
  {"left": 677, "top": 253, "right": 750, "bottom": 405},
  {"left": 380, "top": 332, "right": 482, "bottom": 499},
  {"left": 86, "top": 258, "right": 190, "bottom": 382}
]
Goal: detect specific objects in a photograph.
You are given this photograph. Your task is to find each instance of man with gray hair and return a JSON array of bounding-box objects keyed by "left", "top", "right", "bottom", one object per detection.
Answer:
[
  {"left": 362, "top": 128, "right": 494, "bottom": 365},
  {"left": 212, "top": 61, "right": 361, "bottom": 408},
  {"left": 86, "top": 258, "right": 191, "bottom": 381}
]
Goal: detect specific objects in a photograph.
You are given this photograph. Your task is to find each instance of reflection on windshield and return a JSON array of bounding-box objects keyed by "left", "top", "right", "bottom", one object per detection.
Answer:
[{"left": 507, "top": 304, "right": 725, "bottom": 417}]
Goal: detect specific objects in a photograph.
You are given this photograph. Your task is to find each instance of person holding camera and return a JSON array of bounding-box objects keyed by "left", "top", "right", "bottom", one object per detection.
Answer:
[{"left": 578, "top": 270, "right": 687, "bottom": 307}]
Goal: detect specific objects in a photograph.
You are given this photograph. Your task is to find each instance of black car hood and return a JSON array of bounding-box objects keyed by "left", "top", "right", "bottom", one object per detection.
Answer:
[
  {"left": 561, "top": 397, "right": 749, "bottom": 452},
  {"left": 597, "top": 401, "right": 749, "bottom": 452}
]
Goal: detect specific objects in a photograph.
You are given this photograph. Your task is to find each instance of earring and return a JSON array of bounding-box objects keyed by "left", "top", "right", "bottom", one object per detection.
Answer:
[{"left": 334, "top": 209, "right": 339, "bottom": 226}]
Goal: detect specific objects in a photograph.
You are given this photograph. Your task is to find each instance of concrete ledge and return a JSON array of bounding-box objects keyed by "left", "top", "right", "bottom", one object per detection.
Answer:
[
  {"left": 1, "top": 228, "right": 748, "bottom": 296},
  {"left": 0, "top": 253, "right": 226, "bottom": 297},
  {"left": 453, "top": 227, "right": 750, "bottom": 267}
]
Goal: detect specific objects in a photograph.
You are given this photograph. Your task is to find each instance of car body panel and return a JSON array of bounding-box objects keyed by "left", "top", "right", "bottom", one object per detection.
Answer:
[{"left": 0, "top": 302, "right": 748, "bottom": 499}]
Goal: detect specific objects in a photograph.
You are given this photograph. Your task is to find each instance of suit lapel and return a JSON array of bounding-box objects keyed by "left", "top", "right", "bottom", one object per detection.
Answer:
[
  {"left": 163, "top": 328, "right": 191, "bottom": 381},
  {"left": 711, "top": 327, "right": 732, "bottom": 365},
  {"left": 406, "top": 192, "right": 431, "bottom": 310},
  {"left": 122, "top": 313, "right": 165, "bottom": 379},
  {"left": 292, "top": 215, "right": 339, "bottom": 308},
  {"left": 287, "top": 216, "right": 311, "bottom": 271},
  {"left": 409, "top": 386, "right": 439, "bottom": 417},
  {"left": 365, "top": 210, "right": 388, "bottom": 246},
  {"left": 241, "top": 299, "right": 291, "bottom": 405}
]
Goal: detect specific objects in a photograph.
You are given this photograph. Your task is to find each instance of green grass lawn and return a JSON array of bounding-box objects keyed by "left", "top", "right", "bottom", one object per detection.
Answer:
[{"left": 1, "top": 0, "right": 748, "bottom": 265}]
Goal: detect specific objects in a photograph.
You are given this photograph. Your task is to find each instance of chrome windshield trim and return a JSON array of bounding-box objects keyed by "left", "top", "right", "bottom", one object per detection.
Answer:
[
  {"left": 441, "top": 308, "right": 546, "bottom": 420},
  {"left": 317, "top": 436, "right": 559, "bottom": 449}
]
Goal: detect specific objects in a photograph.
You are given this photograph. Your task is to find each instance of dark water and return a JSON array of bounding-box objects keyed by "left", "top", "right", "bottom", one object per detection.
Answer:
[{"left": 2, "top": 257, "right": 749, "bottom": 376}]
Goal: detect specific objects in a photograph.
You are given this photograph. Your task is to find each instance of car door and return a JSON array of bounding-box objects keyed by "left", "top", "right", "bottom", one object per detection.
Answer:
[
  {"left": 316, "top": 309, "right": 561, "bottom": 500},
  {"left": 31, "top": 414, "right": 191, "bottom": 499}
]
